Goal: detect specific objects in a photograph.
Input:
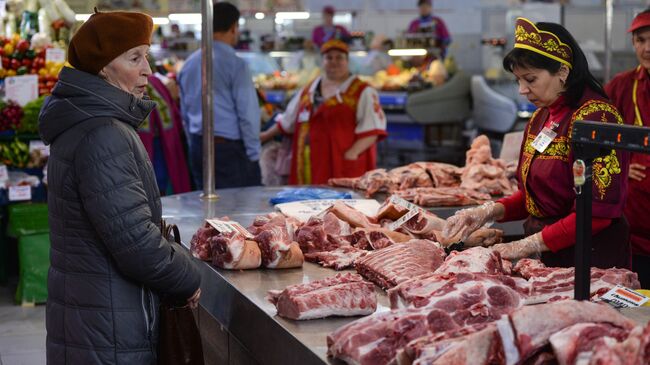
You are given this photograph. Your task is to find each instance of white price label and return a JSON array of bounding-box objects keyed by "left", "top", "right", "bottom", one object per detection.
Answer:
[
  {"left": 387, "top": 195, "right": 424, "bottom": 231},
  {"left": 0, "top": 164, "right": 8, "bottom": 182},
  {"left": 45, "top": 48, "right": 66, "bottom": 64},
  {"left": 8, "top": 185, "right": 31, "bottom": 201},
  {"left": 206, "top": 219, "right": 254, "bottom": 239},
  {"left": 5, "top": 75, "right": 39, "bottom": 106},
  {"left": 600, "top": 285, "right": 649, "bottom": 309},
  {"left": 275, "top": 199, "right": 381, "bottom": 222},
  {"left": 29, "top": 140, "right": 50, "bottom": 157}
]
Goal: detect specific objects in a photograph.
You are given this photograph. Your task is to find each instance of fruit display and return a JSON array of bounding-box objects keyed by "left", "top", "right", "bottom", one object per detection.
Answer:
[
  {"left": 0, "top": 137, "right": 29, "bottom": 168},
  {"left": 19, "top": 96, "right": 45, "bottom": 133},
  {"left": 0, "top": 100, "right": 24, "bottom": 132},
  {"left": 254, "top": 71, "right": 300, "bottom": 91}
]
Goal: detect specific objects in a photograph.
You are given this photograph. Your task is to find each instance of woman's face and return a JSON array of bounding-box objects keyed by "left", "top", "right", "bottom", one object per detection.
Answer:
[
  {"left": 512, "top": 65, "right": 568, "bottom": 108},
  {"left": 101, "top": 44, "right": 152, "bottom": 98},
  {"left": 322, "top": 50, "right": 349, "bottom": 81}
]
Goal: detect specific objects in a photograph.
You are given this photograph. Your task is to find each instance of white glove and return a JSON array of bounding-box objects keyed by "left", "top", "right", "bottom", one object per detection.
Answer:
[
  {"left": 442, "top": 201, "right": 498, "bottom": 242},
  {"left": 491, "top": 232, "right": 548, "bottom": 260}
]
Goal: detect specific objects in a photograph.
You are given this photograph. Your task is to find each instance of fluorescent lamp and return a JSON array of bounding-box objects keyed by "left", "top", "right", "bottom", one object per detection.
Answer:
[
  {"left": 275, "top": 12, "right": 310, "bottom": 20},
  {"left": 153, "top": 17, "right": 169, "bottom": 25},
  {"left": 75, "top": 14, "right": 91, "bottom": 21},
  {"left": 388, "top": 49, "right": 427, "bottom": 56},
  {"left": 239, "top": 18, "right": 245, "bottom": 26},
  {"left": 168, "top": 13, "right": 202, "bottom": 25},
  {"left": 352, "top": 51, "right": 368, "bottom": 57},
  {"left": 255, "top": 12, "right": 265, "bottom": 20},
  {"left": 333, "top": 13, "right": 352, "bottom": 24},
  {"left": 269, "top": 51, "right": 293, "bottom": 57}
]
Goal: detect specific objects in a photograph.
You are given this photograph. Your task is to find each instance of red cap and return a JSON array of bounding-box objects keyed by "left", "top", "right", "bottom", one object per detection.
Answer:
[
  {"left": 320, "top": 39, "right": 348, "bottom": 55},
  {"left": 323, "top": 6, "right": 335, "bottom": 15},
  {"left": 628, "top": 12, "right": 650, "bottom": 33}
]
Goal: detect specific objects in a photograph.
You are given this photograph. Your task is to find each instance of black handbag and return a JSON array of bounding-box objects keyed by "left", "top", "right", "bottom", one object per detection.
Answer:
[{"left": 158, "top": 220, "right": 205, "bottom": 365}]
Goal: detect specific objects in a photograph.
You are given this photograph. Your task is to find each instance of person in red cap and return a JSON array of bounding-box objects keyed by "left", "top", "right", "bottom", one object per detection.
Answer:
[
  {"left": 605, "top": 8, "right": 650, "bottom": 288},
  {"left": 443, "top": 18, "right": 630, "bottom": 269},
  {"left": 407, "top": 0, "right": 452, "bottom": 58},
  {"left": 39, "top": 8, "right": 201, "bottom": 364},
  {"left": 311, "top": 5, "right": 351, "bottom": 48},
  {"left": 260, "top": 39, "right": 387, "bottom": 185}
]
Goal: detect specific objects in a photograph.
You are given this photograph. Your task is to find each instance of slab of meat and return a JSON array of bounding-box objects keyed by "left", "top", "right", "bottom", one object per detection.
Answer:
[
  {"left": 328, "top": 176, "right": 358, "bottom": 189},
  {"left": 354, "top": 168, "right": 396, "bottom": 197},
  {"left": 414, "top": 161, "right": 462, "bottom": 188},
  {"left": 396, "top": 187, "right": 490, "bottom": 207},
  {"left": 267, "top": 273, "right": 377, "bottom": 320},
  {"left": 190, "top": 222, "right": 218, "bottom": 260},
  {"left": 513, "top": 259, "right": 641, "bottom": 303},
  {"left": 247, "top": 212, "right": 289, "bottom": 235},
  {"left": 387, "top": 164, "right": 433, "bottom": 191},
  {"left": 548, "top": 323, "right": 630, "bottom": 365},
  {"left": 295, "top": 212, "right": 351, "bottom": 254},
  {"left": 585, "top": 323, "right": 650, "bottom": 365},
  {"left": 374, "top": 199, "right": 410, "bottom": 221},
  {"left": 509, "top": 300, "right": 636, "bottom": 361},
  {"left": 460, "top": 163, "right": 515, "bottom": 196},
  {"left": 210, "top": 231, "right": 261, "bottom": 270},
  {"left": 304, "top": 246, "right": 369, "bottom": 270},
  {"left": 254, "top": 225, "right": 303, "bottom": 269},
  {"left": 327, "top": 307, "right": 462, "bottom": 365},
  {"left": 355, "top": 240, "right": 446, "bottom": 289},
  {"left": 401, "top": 211, "right": 503, "bottom": 247},
  {"left": 387, "top": 272, "right": 527, "bottom": 316},
  {"left": 434, "top": 247, "right": 511, "bottom": 275},
  {"left": 327, "top": 201, "right": 380, "bottom": 229}
]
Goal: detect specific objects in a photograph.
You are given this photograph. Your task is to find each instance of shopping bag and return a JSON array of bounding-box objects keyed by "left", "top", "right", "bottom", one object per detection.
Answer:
[{"left": 158, "top": 220, "right": 205, "bottom": 365}]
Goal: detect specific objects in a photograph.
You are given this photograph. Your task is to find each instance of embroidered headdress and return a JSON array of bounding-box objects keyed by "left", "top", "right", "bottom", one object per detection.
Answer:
[{"left": 514, "top": 17, "right": 573, "bottom": 68}]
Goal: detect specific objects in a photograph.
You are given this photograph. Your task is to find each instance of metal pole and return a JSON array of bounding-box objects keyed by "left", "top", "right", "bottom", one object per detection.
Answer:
[
  {"left": 604, "top": 0, "right": 614, "bottom": 83},
  {"left": 201, "top": 0, "right": 218, "bottom": 200},
  {"left": 574, "top": 145, "right": 593, "bottom": 300},
  {"left": 560, "top": 3, "right": 565, "bottom": 27}
]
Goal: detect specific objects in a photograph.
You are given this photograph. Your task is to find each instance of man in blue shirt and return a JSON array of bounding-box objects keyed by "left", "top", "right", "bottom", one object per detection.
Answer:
[{"left": 178, "top": 2, "right": 261, "bottom": 189}]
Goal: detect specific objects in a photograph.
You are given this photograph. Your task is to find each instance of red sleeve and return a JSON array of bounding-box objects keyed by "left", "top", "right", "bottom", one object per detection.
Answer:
[
  {"left": 497, "top": 190, "right": 528, "bottom": 222},
  {"left": 541, "top": 213, "right": 611, "bottom": 252},
  {"left": 435, "top": 17, "right": 451, "bottom": 44}
]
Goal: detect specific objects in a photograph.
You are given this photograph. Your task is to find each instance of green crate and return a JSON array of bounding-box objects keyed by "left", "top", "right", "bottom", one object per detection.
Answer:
[
  {"left": 7, "top": 203, "right": 48, "bottom": 237},
  {"left": 15, "top": 232, "right": 49, "bottom": 304}
]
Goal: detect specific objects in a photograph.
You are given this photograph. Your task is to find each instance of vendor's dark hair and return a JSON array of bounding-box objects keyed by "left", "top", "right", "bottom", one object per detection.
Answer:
[
  {"left": 503, "top": 22, "right": 606, "bottom": 107},
  {"left": 213, "top": 2, "right": 240, "bottom": 33}
]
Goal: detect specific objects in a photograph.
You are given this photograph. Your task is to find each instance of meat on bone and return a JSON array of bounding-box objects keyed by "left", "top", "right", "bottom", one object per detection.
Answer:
[
  {"left": 355, "top": 239, "right": 446, "bottom": 289},
  {"left": 327, "top": 201, "right": 380, "bottom": 229},
  {"left": 548, "top": 323, "right": 630, "bottom": 365},
  {"left": 295, "top": 212, "right": 351, "bottom": 254},
  {"left": 434, "top": 247, "right": 511, "bottom": 275},
  {"left": 210, "top": 230, "right": 261, "bottom": 270},
  {"left": 190, "top": 222, "right": 218, "bottom": 260},
  {"left": 304, "top": 246, "right": 369, "bottom": 270},
  {"left": 267, "top": 273, "right": 376, "bottom": 320}
]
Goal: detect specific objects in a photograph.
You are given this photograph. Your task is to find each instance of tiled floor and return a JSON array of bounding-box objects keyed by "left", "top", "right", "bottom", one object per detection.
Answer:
[{"left": 0, "top": 283, "right": 46, "bottom": 365}]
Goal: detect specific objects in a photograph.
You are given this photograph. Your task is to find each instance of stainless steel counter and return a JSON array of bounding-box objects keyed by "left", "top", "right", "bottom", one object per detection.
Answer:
[{"left": 160, "top": 187, "right": 526, "bottom": 364}]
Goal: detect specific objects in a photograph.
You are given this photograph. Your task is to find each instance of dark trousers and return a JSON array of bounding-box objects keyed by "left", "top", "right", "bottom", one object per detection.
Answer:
[
  {"left": 633, "top": 254, "right": 650, "bottom": 289},
  {"left": 188, "top": 133, "right": 261, "bottom": 189}
]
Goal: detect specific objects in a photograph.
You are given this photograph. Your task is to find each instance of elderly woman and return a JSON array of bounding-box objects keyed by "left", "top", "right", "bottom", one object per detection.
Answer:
[
  {"left": 38, "top": 10, "right": 201, "bottom": 364},
  {"left": 443, "top": 18, "right": 630, "bottom": 269}
]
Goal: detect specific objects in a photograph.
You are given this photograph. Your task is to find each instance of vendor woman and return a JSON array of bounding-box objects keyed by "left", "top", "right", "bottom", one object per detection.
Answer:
[
  {"left": 260, "top": 39, "right": 387, "bottom": 185},
  {"left": 442, "top": 17, "right": 630, "bottom": 269}
]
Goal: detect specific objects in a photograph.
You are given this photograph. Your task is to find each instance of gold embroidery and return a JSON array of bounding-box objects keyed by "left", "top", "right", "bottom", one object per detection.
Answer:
[
  {"left": 592, "top": 149, "right": 621, "bottom": 200},
  {"left": 523, "top": 135, "right": 570, "bottom": 158},
  {"left": 514, "top": 24, "right": 570, "bottom": 60},
  {"left": 569, "top": 100, "right": 624, "bottom": 131}
]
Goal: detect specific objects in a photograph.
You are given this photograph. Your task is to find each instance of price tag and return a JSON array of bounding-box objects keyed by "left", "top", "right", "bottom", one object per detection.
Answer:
[
  {"left": 206, "top": 219, "right": 254, "bottom": 239},
  {"left": 5, "top": 75, "right": 39, "bottom": 106},
  {"left": 275, "top": 199, "right": 381, "bottom": 222},
  {"left": 29, "top": 140, "right": 50, "bottom": 157},
  {"left": 8, "top": 185, "right": 31, "bottom": 201},
  {"left": 600, "top": 285, "right": 649, "bottom": 309},
  {"left": 387, "top": 195, "right": 423, "bottom": 231},
  {"left": 531, "top": 127, "right": 558, "bottom": 153},
  {"left": 45, "top": 48, "right": 66, "bottom": 64},
  {"left": 0, "top": 164, "right": 8, "bottom": 182}
]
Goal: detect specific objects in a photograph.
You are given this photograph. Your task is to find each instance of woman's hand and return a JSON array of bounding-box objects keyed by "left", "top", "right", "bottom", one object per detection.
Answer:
[
  {"left": 629, "top": 163, "right": 646, "bottom": 181},
  {"left": 185, "top": 288, "right": 201, "bottom": 309},
  {"left": 491, "top": 232, "right": 548, "bottom": 260},
  {"left": 344, "top": 150, "right": 359, "bottom": 160}
]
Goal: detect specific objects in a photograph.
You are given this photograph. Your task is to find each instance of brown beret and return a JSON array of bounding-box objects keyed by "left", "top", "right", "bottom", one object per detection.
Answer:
[{"left": 68, "top": 8, "right": 153, "bottom": 75}]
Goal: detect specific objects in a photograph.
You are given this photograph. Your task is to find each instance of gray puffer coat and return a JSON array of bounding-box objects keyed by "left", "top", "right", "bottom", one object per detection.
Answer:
[{"left": 39, "top": 67, "right": 201, "bottom": 364}]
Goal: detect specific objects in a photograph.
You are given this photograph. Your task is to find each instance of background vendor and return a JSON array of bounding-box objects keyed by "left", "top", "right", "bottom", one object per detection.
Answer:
[
  {"left": 407, "top": 0, "right": 451, "bottom": 58},
  {"left": 312, "top": 6, "right": 351, "bottom": 48},
  {"left": 443, "top": 18, "right": 630, "bottom": 269},
  {"left": 605, "top": 8, "right": 650, "bottom": 287},
  {"left": 260, "top": 39, "right": 387, "bottom": 185}
]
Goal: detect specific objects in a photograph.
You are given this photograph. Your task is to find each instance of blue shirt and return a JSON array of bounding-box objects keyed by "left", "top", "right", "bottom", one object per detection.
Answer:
[{"left": 178, "top": 40, "right": 261, "bottom": 161}]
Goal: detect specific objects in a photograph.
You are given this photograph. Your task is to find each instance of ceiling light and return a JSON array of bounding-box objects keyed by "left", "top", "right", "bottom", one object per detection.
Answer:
[
  {"left": 168, "top": 13, "right": 202, "bottom": 25},
  {"left": 275, "top": 12, "right": 310, "bottom": 20},
  {"left": 388, "top": 49, "right": 428, "bottom": 57},
  {"left": 255, "top": 12, "right": 265, "bottom": 20}
]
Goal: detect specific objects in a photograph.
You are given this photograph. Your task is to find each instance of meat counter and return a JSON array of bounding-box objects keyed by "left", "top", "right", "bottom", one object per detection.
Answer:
[{"left": 160, "top": 187, "right": 524, "bottom": 365}]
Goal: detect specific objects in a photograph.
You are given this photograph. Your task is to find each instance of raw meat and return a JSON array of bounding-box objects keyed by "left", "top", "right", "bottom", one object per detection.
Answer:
[
  {"left": 513, "top": 259, "right": 641, "bottom": 303},
  {"left": 585, "top": 323, "right": 650, "bottom": 365},
  {"left": 395, "top": 187, "right": 490, "bottom": 207},
  {"left": 509, "top": 300, "right": 636, "bottom": 360},
  {"left": 460, "top": 164, "right": 515, "bottom": 196},
  {"left": 374, "top": 199, "right": 410, "bottom": 221},
  {"left": 327, "top": 201, "right": 380, "bottom": 229},
  {"left": 254, "top": 226, "right": 303, "bottom": 269},
  {"left": 355, "top": 240, "right": 446, "bottom": 289},
  {"left": 295, "top": 212, "right": 351, "bottom": 254},
  {"left": 414, "top": 161, "right": 462, "bottom": 188},
  {"left": 434, "top": 247, "right": 511, "bottom": 275},
  {"left": 388, "top": 163, "right": 434, "bottom": 191},
  {"left": 401, "top": 211, "right": 503, "bottom": 247},
  {"left": 210, "top": 231, "right": 261, "bottom": 270},
  {"left": 267, "top": 273, "right": 377, "bottom": 320},
  {"left": 548, "top": 323, "right": 629, "bottom": 365},
  {"left": 388, "top": 272, "right": 527, "bottom": 313},
  {"left": 190, "top": 222, "right": 218, "bottom": 260},
  {"left": 304, "top": 246, "right": 369, "bottom": 270}
]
